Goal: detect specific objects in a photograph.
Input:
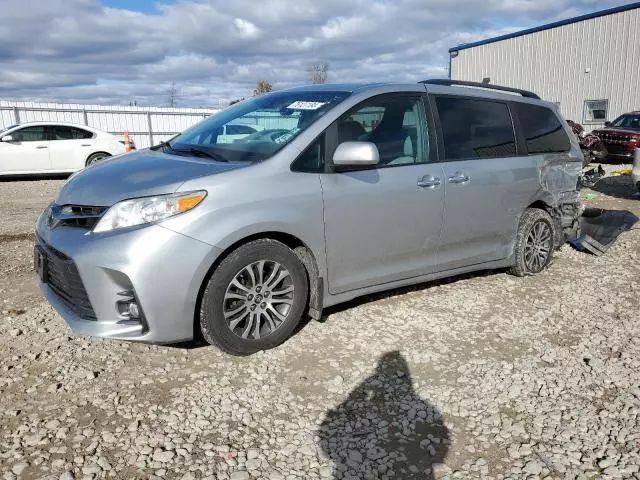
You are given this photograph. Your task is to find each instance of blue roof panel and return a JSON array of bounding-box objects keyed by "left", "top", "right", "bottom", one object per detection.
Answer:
[{"left": 450, "top": 2, "right": 640, "bottom": 53}]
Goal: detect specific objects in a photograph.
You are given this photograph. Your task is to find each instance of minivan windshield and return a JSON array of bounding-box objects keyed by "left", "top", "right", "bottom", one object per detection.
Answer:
[{"left": 166, "top": 90, "right": 351, "bottom": 163}]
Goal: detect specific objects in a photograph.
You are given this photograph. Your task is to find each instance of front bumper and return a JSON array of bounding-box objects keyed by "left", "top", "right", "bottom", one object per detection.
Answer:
[
  {"left": 35, "top": 213, "right": 222, "bottom": 343},
  {"left": 603, "top": 144, "right": 636, "bottom": 161}
]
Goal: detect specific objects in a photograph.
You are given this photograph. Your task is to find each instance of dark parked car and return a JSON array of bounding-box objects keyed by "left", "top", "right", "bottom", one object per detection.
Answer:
[{"left": 592, "top": 112, "right": 640, "bottom": 161}]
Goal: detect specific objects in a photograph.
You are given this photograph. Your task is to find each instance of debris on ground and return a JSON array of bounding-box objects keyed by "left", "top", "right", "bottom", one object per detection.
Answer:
[
  {"left": 610, "top": 168, "right": 632, "bottom": 176},
  {"left": 579, "top": 165, "right": 606, "bottom": 188},
  {"left": 569, "top": 207, "right": 639, "bottom": 255},
  {"left": 580, "top": 191, "right": 599, "bottom": 200}
]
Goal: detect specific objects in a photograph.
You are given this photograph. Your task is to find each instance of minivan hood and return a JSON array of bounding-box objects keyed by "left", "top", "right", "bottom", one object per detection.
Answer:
[{"left": 56, "top": 150, "right": 248, "bottom": 206}]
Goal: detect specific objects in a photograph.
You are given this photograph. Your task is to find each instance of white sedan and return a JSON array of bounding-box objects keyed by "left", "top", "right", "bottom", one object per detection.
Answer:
[{"left": 0, "top": 122, "right": 134, "bottom": 175}]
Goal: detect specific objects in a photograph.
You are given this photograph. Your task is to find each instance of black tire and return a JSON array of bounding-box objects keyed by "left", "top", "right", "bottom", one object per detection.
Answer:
[
  {"left": 509, "top": 208, "right": 555, "bottom": 277},
  {"left": 200, "top": 239, "right": 308, "bottom": 355},
  {"left": 86, "top": 152, "right": 111, "bottom": 166}
]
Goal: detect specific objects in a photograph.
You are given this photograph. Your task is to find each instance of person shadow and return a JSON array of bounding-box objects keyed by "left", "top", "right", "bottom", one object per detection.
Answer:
[{"left": 319, "top": 351, "right": 450, "bottom": 479}]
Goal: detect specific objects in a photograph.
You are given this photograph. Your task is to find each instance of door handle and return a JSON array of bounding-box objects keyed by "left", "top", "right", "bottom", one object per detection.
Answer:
[
  {"left": 36, "top": 146, "right": 48, "bottom": 149},
  {"left": 81, "top": 144, "right": 91, "bottom": 147},
  {"left": 448, "top": 172, "right": 470, "bottom": 184},
  {"left": 417, "top": 175, "right": 441, "bottom": 188}
]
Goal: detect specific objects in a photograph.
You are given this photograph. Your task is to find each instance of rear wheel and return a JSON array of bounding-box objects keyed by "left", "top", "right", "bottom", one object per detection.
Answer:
[
  {"left": 86, "top": 152, "right": 110, "bottom": 166},
  {"left": 509, "top": 208, "right": 555, "bottom": 277},
  {"left": 200, "top": 239, "right": 308, "bottom": 355}
]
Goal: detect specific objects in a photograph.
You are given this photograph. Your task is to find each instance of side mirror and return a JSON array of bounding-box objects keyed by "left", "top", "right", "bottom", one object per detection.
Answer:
[
  {"left": 1, "top": 135, "right": 14, "bottom": 142},
  {"left": 332, "top": 141, "right": 379, "bottom": 169},
  {"left": 604, "top": 121, "right": 611, "bottom": 127}
]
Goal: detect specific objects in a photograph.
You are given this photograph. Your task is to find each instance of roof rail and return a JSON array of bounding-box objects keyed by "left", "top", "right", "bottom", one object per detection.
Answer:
[{"left": 420, "top": 79, "right": 541, "bottom": 100}]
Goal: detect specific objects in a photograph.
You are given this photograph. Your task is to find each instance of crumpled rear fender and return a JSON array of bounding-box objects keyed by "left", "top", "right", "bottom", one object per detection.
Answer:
[{"left": 534, "top": 150, "right": 584, "bottom": 245}]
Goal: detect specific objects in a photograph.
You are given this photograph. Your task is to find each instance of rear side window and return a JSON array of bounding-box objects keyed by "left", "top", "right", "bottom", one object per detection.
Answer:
[
  {"left": 512, "top": 103, "right": 571, "bottom": 154},
  {"left": 72, "top": 127, "right": 94, "bottom": 139},
  {"left": 53, "top": 126, "right": 94, "bottom": 140},
  {"left": 435, "top": 97, "right": 516, "bottom": 160}
]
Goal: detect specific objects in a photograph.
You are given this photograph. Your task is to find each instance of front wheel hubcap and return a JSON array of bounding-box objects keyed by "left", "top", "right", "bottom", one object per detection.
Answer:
[
  {"left": 524, "top": 221, "right": 552, "bottom": 272},
  {"left": 223, "top": 260, "right": 294, "bottom": 340}
]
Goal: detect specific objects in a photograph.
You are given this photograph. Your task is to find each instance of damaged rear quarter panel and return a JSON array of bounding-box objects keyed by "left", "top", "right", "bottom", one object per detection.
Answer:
[{"left": 536, "top": 149, "right": 584, "bottom": 244}]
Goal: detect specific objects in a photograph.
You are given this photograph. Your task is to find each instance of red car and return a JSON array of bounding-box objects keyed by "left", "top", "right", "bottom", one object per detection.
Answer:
[{"left": 592, "top": 112, "right": 640, "bottom": 161}]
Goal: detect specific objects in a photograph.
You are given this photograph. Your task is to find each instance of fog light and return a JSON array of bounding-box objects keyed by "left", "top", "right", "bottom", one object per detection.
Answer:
[
  {"left": 117, "top": 291, "right": 142, "bottom": 320},
  {"left": 128, "top": 302, "right": 140, "bottom": 319}
]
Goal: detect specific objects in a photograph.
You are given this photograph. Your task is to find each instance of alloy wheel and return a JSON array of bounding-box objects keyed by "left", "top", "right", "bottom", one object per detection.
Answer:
[
  {"left": 524, "top": 220, "right": 552, "bottom": 273},
  {"left": 88, "top": 153, "right": 108, "bottom": 165},
  {"left": 223, "top": 260, "right": 295, "bottom": 340}
]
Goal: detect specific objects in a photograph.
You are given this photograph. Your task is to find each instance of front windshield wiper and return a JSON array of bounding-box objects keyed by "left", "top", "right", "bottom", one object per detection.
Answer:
[
  {"left": 151, "top": 140, "right": 173, "bottom": 151},
  {"left": 171, "top": 146, "right": 228, "bottom": 162}
]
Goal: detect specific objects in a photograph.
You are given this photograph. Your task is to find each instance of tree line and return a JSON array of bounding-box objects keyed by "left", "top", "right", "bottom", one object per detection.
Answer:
[
  {"left": 228, "top": 61, "right": 330, "bottom": 106},
  {"left": 162, "top": 62, "right": 330, "bottom": 108}
]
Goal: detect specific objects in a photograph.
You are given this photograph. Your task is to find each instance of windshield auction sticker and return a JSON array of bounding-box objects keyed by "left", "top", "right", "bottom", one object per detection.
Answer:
[{"left": 287, "top": 101, "right": 327, "bottom": 110}]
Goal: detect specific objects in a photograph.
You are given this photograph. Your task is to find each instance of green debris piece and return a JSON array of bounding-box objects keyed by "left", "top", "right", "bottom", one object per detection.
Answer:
[{"left": 581, "top": 192, "right": 599, "bottom": 200}]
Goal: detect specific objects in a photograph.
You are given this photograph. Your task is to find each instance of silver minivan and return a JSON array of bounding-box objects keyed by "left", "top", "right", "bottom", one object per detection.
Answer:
[{"left": 35, "top": 80, "right": 583, "bottom": 354}]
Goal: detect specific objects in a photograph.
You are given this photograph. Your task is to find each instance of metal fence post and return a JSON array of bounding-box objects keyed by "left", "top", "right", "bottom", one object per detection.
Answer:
[
  {"left": 83, "top": 109, "right": 88, "bottom": 126},
  {"left": 13, "top": 106, "right": 20, "bottom": 124},
  {"left": 147, "top": 112, "right": 153, "bottom": 146}
]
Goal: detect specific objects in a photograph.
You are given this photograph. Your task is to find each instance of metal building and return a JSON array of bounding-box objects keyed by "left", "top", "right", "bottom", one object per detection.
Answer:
[{"left": 449, "top": 2, "right": 640, "bottom": 130}]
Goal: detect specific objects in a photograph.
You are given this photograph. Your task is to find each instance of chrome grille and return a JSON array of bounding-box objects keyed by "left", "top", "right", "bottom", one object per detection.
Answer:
[
  {"left": 48, "top": 204, "right": 107, "bottom": 229},
  {"left": 597, "top": 132, "right": 636, "bottom": 144}
]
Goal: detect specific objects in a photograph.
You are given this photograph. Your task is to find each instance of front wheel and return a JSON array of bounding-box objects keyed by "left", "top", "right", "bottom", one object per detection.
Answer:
[
  {"left": 509, "top": 208, "right": 555, "bottom": 277},
  {"left": 200, "top": 239, "right": 308, "bottom": 355}
]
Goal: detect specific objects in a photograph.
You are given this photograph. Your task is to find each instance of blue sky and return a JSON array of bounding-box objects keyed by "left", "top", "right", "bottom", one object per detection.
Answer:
[
  {"left": 0, "top": 0, "right": 636, "bottom": 107},
  {"left": 102, "top": 0, "right": 162, "bottom": 13}
]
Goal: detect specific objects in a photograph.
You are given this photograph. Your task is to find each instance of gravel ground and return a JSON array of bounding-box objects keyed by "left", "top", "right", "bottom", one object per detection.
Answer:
[{"left": 0, "top": 168, "right": 639, "bottom": 480}]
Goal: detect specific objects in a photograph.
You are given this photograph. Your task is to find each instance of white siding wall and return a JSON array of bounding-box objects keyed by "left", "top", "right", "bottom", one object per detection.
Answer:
[
  {"left": 451, "top": 7, "right": 640, "bottom": 130},
  {"left": 0, "top": 101, "right": 222, "bottom": 148}
]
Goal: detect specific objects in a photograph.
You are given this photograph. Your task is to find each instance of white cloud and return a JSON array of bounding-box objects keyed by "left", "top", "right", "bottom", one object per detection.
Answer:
[
  {"left": 320, "top": 16, "right": 366, "bottom": 39},
  {"left": 0, "top": 0, "right": 634, "bottom": 107},
  {"left": 233, "top": 18, "right": 261, "bottom": 39}
]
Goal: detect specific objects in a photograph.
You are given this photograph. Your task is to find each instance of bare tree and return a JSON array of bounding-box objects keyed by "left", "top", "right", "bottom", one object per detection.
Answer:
[
  {"left": 308, "top": 61, "right": 329, "bottom": 84},
  {"left": 253, "top": 80, "right": 273, "bottom": 96},
  {"left": 167, "top": 82, "right": 180, "bottom": 107},
  {"left": 228, "top": 98, "right": 245, "bottom": 106}
]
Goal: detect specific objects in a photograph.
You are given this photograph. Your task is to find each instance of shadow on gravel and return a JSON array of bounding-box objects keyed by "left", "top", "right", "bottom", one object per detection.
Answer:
[
  {"left": 588, "top": 174, "right": 639, "bottom": 200},
  {"left": 0, "top": 233, "right": 35, "bottom": 244},
  {"left": 0, "top": 173, "right": 70, "bottom": 182},
  {"left": 320, "top": 268, "right": 502, "bottom": 322},
  {"left": 319, "top": 351, "right": 449, "bottom": 479}
]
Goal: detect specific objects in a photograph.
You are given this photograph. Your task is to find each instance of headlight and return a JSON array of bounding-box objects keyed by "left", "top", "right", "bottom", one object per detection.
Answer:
[{"left": 93, "top": 190, "right": 207, "bottom": 233}]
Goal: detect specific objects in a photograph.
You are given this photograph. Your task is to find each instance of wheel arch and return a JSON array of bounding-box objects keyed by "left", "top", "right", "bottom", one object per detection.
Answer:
[
  {"left": 85, "top": 151, "right": 112, "bottom": 166},
  {"left": 527, "top": 199, "right": 551, "bottom": 212},
  {"left": 193, "top": 231, "right": 323, "bottom": 341},
  {"left": 525, "top": 197, "right": 566, "bottom": 247}
]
